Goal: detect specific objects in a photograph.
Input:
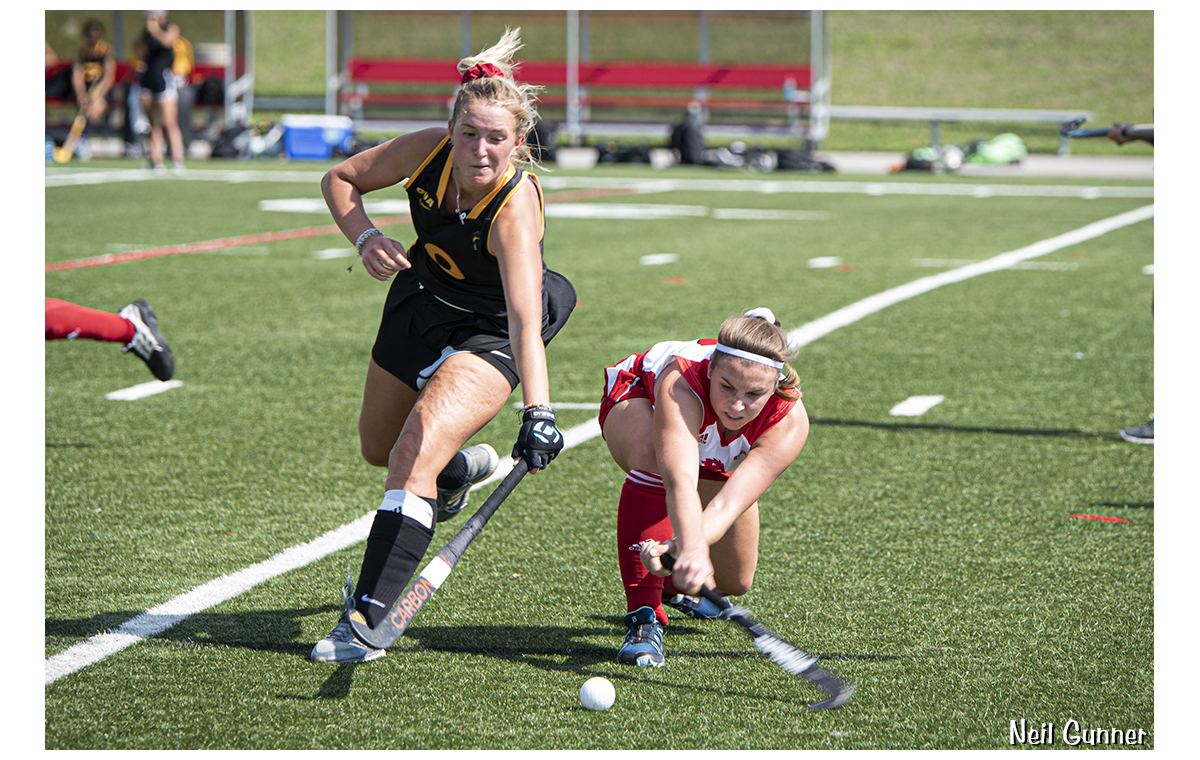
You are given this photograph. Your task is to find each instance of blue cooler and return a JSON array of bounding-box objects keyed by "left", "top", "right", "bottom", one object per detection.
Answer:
[{"left": 282, "top": 115, "right": 354, "bottom": 161}]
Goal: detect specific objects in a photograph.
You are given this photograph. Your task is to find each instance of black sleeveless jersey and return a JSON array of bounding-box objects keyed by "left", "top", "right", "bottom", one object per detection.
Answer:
[
  {"left": 404, "top": 136, "right": 545, "bottom": 318},
  {"left": 77, "top": 40, "right": 110, "bottom": 86},
  {"left": 139, "top": 29, "right": 174, "bottom": 90}
]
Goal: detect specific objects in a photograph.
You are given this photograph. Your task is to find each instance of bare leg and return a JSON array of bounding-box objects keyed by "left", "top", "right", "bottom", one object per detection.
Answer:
[
  {"left": 159, "top": 98, "right": 185, "bottom": 164},
  {"left": 358, "top": 358, "right": 419, "bottom": 468},
  {"left": 698, "top": 480, "right": 759, "bottom": 596},
  {"left": 140, "top": 91, "right": 163, "bottom": 166},
  {"left": 383, "top": 352, "right": 512, "bottom": 498},
  {"left": 605, "top": 398, "right": 759, "bottom": 597}
]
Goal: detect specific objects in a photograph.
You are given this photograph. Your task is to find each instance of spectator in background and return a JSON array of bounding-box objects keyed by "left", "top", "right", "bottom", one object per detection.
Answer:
[
  {"left": 71, "top": 20, "right": 117, "bottom": 130},
  {"left": 1108, "top": 122, "right": 1154, "bottom": 444},
  {"left": 45, "top": 298, "right": 175, "bottom": 381},
  {"left": 170, "top": 31, "right": 198, "bottom": 150},
  {"left": 136, "top": 11, "right": 186, "bottom": 173}
]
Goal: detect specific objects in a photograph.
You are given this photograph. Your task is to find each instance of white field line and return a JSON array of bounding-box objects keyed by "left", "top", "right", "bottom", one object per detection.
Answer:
[
  {"left": 788, "top": 205, "right": 1153, "bottom": 348},
  {"left": 44, "top": 204, "right": 1153, "bottom": 684},
  {"left": 105, "top": 380, "right": 184, "bottom": 401},
  {"left": 890, "top": 395, "right": 946, "bottom": 417},
  {"left": 46, "top": 168, "right": 1154, "bottom": 200}
]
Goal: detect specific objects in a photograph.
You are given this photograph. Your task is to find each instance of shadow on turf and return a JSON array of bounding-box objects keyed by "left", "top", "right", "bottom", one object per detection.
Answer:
[
  {"left": 810, "top": 416, "right": 1121, "bottom": 440},
  {"left": 46, "top": 606, "right": 901, "bottom": 702}
]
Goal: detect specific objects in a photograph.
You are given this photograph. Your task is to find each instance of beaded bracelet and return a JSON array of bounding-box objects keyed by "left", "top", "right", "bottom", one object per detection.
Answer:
[{"left": 355, "top": 227, "right": 384, "bottom": 258}]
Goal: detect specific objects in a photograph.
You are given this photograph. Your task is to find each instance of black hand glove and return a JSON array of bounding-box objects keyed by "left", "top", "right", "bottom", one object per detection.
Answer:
[{"left": 512, "top": 405, "right": 564, "bottom": 469}]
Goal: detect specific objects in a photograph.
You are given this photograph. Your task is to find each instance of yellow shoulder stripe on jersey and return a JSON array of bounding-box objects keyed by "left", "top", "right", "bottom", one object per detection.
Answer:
[
  {"left": 486, "top": 170, "right": 544, "bottom": 258},
  {"left": 403, "top": 135, "right": 450, "bottom": 191},
  {"left": 466, "top": 162, "right": 518, "bottom": 221}
]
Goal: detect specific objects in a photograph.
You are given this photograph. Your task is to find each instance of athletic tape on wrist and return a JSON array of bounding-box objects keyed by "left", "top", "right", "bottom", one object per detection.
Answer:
[{"left": 378, "top": 489, "right": 434, "bottom": 529}]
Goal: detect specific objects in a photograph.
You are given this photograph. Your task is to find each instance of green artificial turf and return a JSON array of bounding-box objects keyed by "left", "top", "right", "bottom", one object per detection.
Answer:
[{"left": 44, "top": 161, "right": 1152, "bottom": 749}]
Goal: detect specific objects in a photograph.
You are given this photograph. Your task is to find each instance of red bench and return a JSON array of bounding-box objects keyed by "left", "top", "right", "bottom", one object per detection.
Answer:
[
  {"left": 46, "top": 59, "right": 230, "bottom": 109},
  {"left": 341, "top": 57, "right": 811, "bottom": 133}
]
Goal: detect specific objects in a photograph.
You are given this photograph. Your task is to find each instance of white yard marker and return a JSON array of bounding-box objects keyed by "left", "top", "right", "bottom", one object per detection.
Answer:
[
  {"left": 713, "top": 208, "right": 831, "bottom": 221},
  {"left": 257, "top": 198, "right": 409, "bottom": 214},
  {"left": 890, "top": 395, "right": 946, "bottom": 417},
  {"left": 105, "top": 380, "right": 183, "bottom": 401},
  {"left": 545, "top": 203, "right": 708, "bottom": 219},
  {"left": 640, "top": 253, "right": 679, "bottom": 266},
  {"left": 808, "top": 256, "right": 842, "bottom": 268},
  {"left": 46, "top": 206, "right": 1155, "bottom": 684}
]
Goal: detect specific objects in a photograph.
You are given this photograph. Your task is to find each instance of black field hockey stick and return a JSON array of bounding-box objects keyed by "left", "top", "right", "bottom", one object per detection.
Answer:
[
  {"left": 660, "top": 553, "right": 855, "bottom": 710},
  {"left": 1060, "top": 117, "right": 1111, "bottom": 139},
  {"left": 1060, "top": 117, "right": 1152, "bottom": 141},
  {"left": 349, "top": 458, "right": 530, "bottom": 649}
]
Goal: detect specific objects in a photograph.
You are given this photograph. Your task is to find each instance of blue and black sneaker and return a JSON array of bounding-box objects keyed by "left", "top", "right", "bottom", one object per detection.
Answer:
[
  {"left": 664, "top": 593, "right": 722, "bottom": 620},
  {"left": 618, "top": 606, "right": 665, "bottom": 667}
]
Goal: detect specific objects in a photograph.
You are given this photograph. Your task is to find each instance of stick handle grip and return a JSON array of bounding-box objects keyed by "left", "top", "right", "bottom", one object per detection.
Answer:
[{"left": 657, "top": 552, "right": 732, "bottom": 611}]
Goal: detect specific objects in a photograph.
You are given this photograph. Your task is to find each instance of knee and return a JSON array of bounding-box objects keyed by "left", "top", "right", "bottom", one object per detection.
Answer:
[
  {"left": 361, "top": 448, "right": 388, "bottom": 468},
  {"left": 359, "top": 438, "right": 391, "bottom": 468},
  {"left": 718, "top": 572, "right": 755, "bottom": 598}
]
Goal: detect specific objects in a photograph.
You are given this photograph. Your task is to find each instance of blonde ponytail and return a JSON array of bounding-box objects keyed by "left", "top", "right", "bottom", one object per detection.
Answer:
[{"left": 452, "top": 27, "right": 542, "bottom": 165}]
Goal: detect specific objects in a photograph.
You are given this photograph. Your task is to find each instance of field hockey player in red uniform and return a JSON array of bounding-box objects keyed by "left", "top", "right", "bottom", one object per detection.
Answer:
[{"left": 600, "top": 308, "right": 809, "bottom": 666}]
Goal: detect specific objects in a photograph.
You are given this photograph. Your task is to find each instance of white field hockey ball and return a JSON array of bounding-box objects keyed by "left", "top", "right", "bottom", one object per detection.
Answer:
[{"left": 579, "top": 676, "right": 616, "bottom": 711}]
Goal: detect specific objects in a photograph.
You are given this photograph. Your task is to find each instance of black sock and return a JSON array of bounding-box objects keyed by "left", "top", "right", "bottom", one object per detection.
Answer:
[
  {"left": 353, "top": 502, "right": 437, "bottom": 628},
  {"left": 436, "top": 451, "right": 468, "bottom": 491}
]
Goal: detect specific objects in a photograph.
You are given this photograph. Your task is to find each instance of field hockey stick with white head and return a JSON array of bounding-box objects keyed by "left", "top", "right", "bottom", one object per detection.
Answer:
[
  {"left": 348, "top": 458, "right": 529, "bottom": 649},
  {"left": 660, "top": 554, "right": 855, "bottom": 710}
]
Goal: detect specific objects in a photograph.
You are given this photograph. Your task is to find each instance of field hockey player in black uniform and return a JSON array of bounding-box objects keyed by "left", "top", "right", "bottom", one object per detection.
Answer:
[{"left": 312, "top": 28, "right": 576, "bottom": 663}]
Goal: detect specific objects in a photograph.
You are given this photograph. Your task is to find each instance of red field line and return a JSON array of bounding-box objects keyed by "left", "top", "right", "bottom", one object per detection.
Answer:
[
  {"left": 44, "top": 186, "right": 639, "bottom": 272},
  {"left": 44, "top": 216, "right": 412, "bottom": 272},
  {"left": 1069, "top": 514, "right": 1132, "bottom": 523}
]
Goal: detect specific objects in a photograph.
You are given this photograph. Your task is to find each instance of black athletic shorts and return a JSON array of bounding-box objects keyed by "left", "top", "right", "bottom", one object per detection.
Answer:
[{"left": 371, "top": 268, "right": 576, "bottom": 392}]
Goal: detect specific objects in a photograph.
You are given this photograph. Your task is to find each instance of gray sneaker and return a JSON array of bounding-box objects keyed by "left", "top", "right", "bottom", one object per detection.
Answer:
[
  {"left": 310, "top": 617, "right": 386, "bottom": 664},
  {"left": 311, "top": 573, "right": 385, "bottom": 663},
  {"left": 119, "top": 299, "right": 174, "bottom": 381},
  {"left": 437, "top": 443, "right": 500, "bottom": 522},
  {"left": 1119, "top": 417, "right": 1154, "bottom": 444}
]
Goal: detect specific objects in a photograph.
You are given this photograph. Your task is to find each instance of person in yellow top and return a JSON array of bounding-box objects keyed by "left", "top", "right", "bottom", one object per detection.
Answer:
[
  {"left": 310, "top": 28, "right": 576, "bottom": 664},
  {"left": 135, "top": 11, "right": 186, "bottom": 173},
  {"left": 71, "top": 19, "right": 116, "bottom": 128}
]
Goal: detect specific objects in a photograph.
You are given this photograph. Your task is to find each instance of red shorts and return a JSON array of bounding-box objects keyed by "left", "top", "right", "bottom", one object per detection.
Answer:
[
  {"left": 598, "top": 365, "right": 650, "bottom": 435},
  {"left": 599, "top": 362, "right": 728, "bottom": 482}
]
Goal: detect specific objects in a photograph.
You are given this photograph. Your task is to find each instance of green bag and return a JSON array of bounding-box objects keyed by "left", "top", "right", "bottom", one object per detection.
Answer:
[{"left": 963, "top": 133, "right": 1027, "bottom": 164}]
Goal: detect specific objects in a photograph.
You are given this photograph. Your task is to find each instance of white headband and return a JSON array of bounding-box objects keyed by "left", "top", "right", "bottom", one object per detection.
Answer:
[
  {"left": 712, "top": 308, "right": 785, "bottom": 370},
  {"left": 713, "top": 343, "right": 785, "bottom": 370}
]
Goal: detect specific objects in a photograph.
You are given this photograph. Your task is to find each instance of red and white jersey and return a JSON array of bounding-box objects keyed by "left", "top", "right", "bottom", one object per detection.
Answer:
[{"left": 602, "top": 339, "right": 796, "bottom": 480}]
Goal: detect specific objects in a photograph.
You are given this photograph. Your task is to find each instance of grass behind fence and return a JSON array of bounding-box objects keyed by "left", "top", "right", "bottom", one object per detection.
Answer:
[{"left": 43, "top": 10, "right": 1153, "bottom": 154}]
